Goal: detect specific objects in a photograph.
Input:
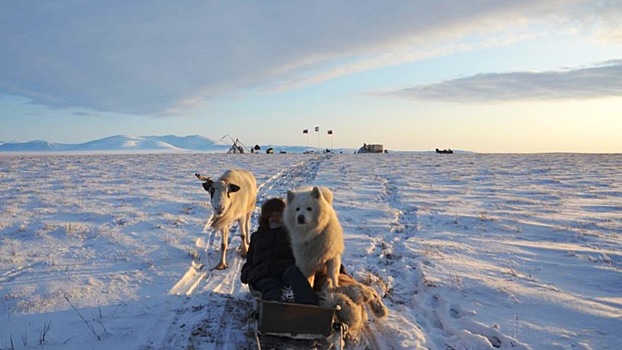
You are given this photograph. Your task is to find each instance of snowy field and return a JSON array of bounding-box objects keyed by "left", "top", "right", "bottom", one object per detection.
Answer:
[{"left": 1, "top": 153, "right": 621, "bottom": 349}]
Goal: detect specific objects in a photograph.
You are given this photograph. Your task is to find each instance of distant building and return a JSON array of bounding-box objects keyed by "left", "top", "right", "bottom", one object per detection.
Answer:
[{"left": 357, "top": 143, "right": 384, "bottom": 154}]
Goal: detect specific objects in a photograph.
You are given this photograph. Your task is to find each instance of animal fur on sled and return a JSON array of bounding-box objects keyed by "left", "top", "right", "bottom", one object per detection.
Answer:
[{"left": 318, "top": 273, "right": 388, "bottom": 340}]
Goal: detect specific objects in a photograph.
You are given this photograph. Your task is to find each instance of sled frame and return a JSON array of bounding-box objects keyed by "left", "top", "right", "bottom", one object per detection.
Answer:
[{"left": 252, "top": 297, "right": 345, "bottom": 349}]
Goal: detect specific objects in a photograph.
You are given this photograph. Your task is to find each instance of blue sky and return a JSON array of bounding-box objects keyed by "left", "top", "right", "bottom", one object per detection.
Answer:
[{"left": 1, "top": 0, "right": 621, "bottom": 153}]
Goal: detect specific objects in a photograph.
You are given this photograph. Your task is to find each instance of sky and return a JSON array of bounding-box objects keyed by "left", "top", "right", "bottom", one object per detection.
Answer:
[{"left": 1, "top": 0, "right": 621, "bottom": 153}]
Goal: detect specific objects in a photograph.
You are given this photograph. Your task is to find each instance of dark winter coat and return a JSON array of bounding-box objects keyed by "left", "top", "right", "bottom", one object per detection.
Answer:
[{"left": 240, "top": 225, "right": 296, "bottom": 287}]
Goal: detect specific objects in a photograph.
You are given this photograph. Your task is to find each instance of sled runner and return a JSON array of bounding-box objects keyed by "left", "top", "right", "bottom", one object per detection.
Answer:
[{"left": 250, "top": 296, "right": 346, "bottom": 349}]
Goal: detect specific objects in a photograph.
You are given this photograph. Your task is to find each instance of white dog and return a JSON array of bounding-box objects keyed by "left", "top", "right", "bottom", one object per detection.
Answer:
[{"left": 284, "top": 186, "right": 344, "bottom": 288}]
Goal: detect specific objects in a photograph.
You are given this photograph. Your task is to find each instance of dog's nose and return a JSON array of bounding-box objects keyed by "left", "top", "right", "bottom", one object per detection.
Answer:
[
  {"left": 214, "top": 206, "right": 225, "bottom": 215},
  {"left": 297, "top": 215, "right": 306, "bottom": 224}
]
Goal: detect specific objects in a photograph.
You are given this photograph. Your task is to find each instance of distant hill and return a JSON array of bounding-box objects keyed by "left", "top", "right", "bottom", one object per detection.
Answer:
[
  {"left": 0, "top": 135, "right": 231, "bottom": 153},
  {"left": 0, "top": 135, "right": 334, "bottom": 154}
]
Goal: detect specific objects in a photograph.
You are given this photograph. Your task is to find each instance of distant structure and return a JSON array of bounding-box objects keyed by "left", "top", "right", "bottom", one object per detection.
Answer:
[
  {"left": 226, "top": 138, "right": 250, "bottom": 154},
  {"left": 435, "top": 148, "right": 453, "bottom": 154},
  {"left": 357, "top": 143, "right": 385, "bottom": 154},
  {"left": 219, "top": 134, "right": 250, "bottom": 154},
  {"left": 266, "top": 147, "right": 274, "bottom": 154}
]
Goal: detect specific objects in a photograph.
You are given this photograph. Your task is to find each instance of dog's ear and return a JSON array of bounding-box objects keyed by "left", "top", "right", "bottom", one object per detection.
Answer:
[
  {"left": 311, "top": 186, "right": 333, "bottom": 204},
  {"left": 287, "top": 190, "right": 295, "bottom": 203},
  {"left": 311, "top": 186, "right": 322, "bottom": 199},
  {"left": 228, "top": 183, "right": 240, "bottom": 193}
]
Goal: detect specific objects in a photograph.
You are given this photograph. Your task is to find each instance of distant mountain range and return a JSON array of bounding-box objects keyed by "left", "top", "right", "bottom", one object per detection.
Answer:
[{"left": 0, "top": 135, "right": 311, "bottom": 153}]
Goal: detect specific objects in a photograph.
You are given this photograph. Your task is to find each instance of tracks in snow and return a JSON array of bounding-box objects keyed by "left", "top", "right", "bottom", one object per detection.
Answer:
[
  {"left": 256, "top": 155, "right": 323, "bottom": 200},
  {"left": 355, "top": 173, "right": 425, "bottom": 349},
  {"left": 366, "top": 173, "right": 523, "bottom": 349}
]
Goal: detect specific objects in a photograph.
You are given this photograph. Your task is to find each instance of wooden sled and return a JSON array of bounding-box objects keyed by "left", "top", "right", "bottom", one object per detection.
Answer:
[{"left": 251, "top": 296, "right": 346, "bottom": 349}]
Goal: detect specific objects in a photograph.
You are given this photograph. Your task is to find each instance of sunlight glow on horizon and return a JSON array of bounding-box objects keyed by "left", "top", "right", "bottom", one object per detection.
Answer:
[{"left": 1, "top": 1, "right": 621, "bottom": 153}]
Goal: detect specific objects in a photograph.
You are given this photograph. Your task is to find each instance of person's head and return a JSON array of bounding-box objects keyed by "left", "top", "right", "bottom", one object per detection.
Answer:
[{"left": 259, "top": 198, "right": 286, "bottom": 229}]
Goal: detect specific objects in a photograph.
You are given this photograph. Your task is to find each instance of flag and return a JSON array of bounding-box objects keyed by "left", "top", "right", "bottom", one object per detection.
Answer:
[
  {"left": 314, "top": 126, "right": 319, "bottom": 132},
  {"left": 303, "top": 129, "right": 308, "bottom": 134},
  {"left": 327, "top": 130, "right": 333, "bottom": 135}
]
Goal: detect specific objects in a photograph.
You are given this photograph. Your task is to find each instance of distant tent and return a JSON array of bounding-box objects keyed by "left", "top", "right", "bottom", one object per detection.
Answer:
[{"left": 227, "top": 138, "right": 249, "bottom": 154}]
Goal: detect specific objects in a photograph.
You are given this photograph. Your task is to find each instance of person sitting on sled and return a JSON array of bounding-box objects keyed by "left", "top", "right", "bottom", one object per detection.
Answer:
[{"left": 241, "top": 198, "right": 318, "bottom": 304}]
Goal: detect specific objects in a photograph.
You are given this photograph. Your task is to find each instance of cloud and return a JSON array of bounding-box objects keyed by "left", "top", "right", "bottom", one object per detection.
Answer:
[
  {"left": 568, "top": 0, "right": 622, "bottom": 43},
  {"left": 272, "top": 32, "right": 541, "bottom": 92},
  {"left": 71, "top": 111, "right": 101, "bottom": 117},
  {"left": 0, "top": 0, "right": 616, "bottom": 115},
  {"left": 379, "top": 60, "right": 622, "bottom": 102}
]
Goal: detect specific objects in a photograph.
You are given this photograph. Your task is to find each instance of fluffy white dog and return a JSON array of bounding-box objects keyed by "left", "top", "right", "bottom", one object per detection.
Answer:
[{"left": 284, "top": 186, "right": 345, "bottom": 289}]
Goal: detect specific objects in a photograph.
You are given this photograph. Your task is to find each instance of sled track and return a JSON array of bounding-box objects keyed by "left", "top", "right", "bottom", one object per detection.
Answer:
[
  {"left": 356, "top": 174, "right": 419, "bottom": 350},
  {"left": 144, "top": 156, "right": 326, "bottom": 349},
  {"left": 367, "top": 174, "right": 516, "bottom": 349},
  {"left": 256, "top": 155, "right": 323, "bottom": 200}
]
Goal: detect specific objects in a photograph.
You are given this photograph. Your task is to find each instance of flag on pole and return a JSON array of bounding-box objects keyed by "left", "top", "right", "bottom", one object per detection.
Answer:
[
  {"left": 314, "top": 126, "right": 319, "bottom": 132},
  {"left": 327, "top": 130, "right": 333, "bottom": 135},
  {"left": 303, "top": 129, "right": 308, "bottom": 134}
]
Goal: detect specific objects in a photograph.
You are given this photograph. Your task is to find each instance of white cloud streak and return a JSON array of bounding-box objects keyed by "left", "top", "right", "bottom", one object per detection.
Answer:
[
  {"left": 0, "top": 0, "right": 616, "bottom": 115},
  {"left": 380, "top": 60, "right": 622, "bottom": 102},
  {"left": 273, "top": 32, "right": 541, "bottom": 91}
]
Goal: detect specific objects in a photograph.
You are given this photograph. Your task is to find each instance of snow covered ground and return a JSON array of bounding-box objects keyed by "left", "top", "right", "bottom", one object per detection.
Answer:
[{"left": 1, "top": 153, "right": 620, "bottom": 349}]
